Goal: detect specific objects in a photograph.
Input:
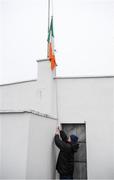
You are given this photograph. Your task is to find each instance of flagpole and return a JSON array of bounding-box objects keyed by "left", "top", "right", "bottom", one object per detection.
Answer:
[
  {"left": 51, "top": 0, "right": 60, "bottom": 126},
  {"left": 47, "top": 0, "right": 60, "bottom": 126},
  {"left": 51, "top": 0, "right": 53, "bottom": 16},
  {"left": 47, "top": 0, "right": 50, "bottom": 58}
]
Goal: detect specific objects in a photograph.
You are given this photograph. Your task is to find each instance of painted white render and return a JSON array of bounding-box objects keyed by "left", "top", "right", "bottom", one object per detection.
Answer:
[
  {"left": 0, "top": 80, "right": 38, "bottom": 110},
  {"left": 26, "top": 112, "right": 57, "bottom": 179},
  {"left": 0, "top": 111, "right": 57, "bottom": 179},
  {"left": 0, "top": 60, "right": 57, "bottom": 118},
  {"left": 56, "top": 77, "right": 114, "bottom": 179},
  {"left": 37, "top": 60, "right": 57, "bottom": 117},
  {"left": 0, "top": 60, "right": 114, "bottom": 179},
  {"left": 0, "top": 113, "right": 30, "bottom": 179},
  {"left": 0, "top": 112, "right": 1, "bottom": 179}
]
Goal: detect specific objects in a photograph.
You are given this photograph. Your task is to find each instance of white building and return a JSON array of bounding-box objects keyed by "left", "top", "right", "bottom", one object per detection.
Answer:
[{"left": 0, "top": 59, "right": 114, "bottom": 179}]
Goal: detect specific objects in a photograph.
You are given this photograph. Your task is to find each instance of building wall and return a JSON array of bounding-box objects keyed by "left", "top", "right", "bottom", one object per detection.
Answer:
[
  {"left": 0, "top": 112, "right": 57, "bottom": 179},
  {"left": 0, "top": 113, "right": 30, "bottom": 179},
  {"left": 0, "top": 81, "right": 38, "bottom": 111},
  {"left": 0, "top": 60, "right": 114, "bottom": 179},
  {"left": 36, "top": 60, "right": 57, "bottom": 117},
  {"left": 57, "top": 77, "right": 114, "bottom": 179},
  {"left": 0, "top": 60, "right": 57, "bottom": 118},
  {"left": 0, "top": 114, "right": 2, "bottom": 179},
  {"left": 26, "top": 113, "right": 57, "bottom": 179}
]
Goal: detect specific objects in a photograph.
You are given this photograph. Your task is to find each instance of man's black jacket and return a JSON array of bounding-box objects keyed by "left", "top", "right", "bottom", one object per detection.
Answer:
[{"left": 55, "top": 130, "right": 79, "bottom": 176}]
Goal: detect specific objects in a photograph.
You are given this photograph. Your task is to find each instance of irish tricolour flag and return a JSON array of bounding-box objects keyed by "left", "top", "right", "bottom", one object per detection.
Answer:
[{"left": 47, "top": 16, "right": 57, "bottom": 70}]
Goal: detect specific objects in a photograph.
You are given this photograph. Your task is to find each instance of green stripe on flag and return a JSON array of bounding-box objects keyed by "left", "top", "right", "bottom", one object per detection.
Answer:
[{"left": 47, "top": 16, "right": 54, "bottom": 42}]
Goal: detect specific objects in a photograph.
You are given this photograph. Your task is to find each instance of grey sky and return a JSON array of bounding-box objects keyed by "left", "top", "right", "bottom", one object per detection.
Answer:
[{"left": 0, "top": 0, "right": 114, "bottom": 84}]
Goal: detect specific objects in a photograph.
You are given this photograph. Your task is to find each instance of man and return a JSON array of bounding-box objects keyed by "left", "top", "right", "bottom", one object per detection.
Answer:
[{"left": 54, "top": 127, "right": 79, "bottom": 180}]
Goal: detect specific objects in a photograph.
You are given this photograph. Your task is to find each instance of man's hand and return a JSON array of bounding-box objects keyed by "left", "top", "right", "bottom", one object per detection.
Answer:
[
  {"left": 58, "top": 124, "right": 62, "bottom": 131},
  {"left": 55, "top": 127, "right": 60, "bottom": 135}
]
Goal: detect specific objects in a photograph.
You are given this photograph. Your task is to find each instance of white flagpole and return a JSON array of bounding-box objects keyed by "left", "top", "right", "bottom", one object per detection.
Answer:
[
  {"left": 48, "top": 0, "right": 60, "bottom": 127},
  {"left": 51, "top": 0, "right": 60, "bottom": 126},
  {"left": 51, "top": 0, "right": 53, "bottom": 16},
  {"left": 47, "top": 0, "right": 50, "bottom": 58}
]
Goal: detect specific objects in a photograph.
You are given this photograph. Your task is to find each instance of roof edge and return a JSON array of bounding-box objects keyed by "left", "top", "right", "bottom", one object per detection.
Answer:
[
  {"left": 0, "top": 79, "right": 37, "bottom": 86},
  {"left": 0, "top": 109, "right": 57, "bottom": 120},
  {"left": 54, "top": 75, "right": 114, "bottom": 79},
  {"left": 36, "top": 59, "right": 49, "bottom": 62}
]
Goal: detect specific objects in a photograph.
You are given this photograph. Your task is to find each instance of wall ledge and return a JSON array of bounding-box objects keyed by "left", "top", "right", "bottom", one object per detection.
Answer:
[
  {"left": 36, "top": 59, "right": 49, "bottom": 63},
  {"left": 0, "top": 79, "right": 37, "bottom": 86},
  {"left": 0, "top": 109, "right": 57, "bottom": 120},
  {"left": 54, "top": 75, "right": 114, "bottom": 79}
]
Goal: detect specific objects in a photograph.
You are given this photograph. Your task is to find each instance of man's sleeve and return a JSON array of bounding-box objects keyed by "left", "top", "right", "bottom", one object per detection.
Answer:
[
  {"left": 60, "top": 130, "right": 68, "bottom": 142},
  {"left": 54, "top": 134, "right": 70, "bottom": 152}
]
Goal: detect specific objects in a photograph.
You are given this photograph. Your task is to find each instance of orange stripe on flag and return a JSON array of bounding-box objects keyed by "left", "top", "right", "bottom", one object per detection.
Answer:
[{"left": 48, "top": 43, "right": 56, "bottom": 70}]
